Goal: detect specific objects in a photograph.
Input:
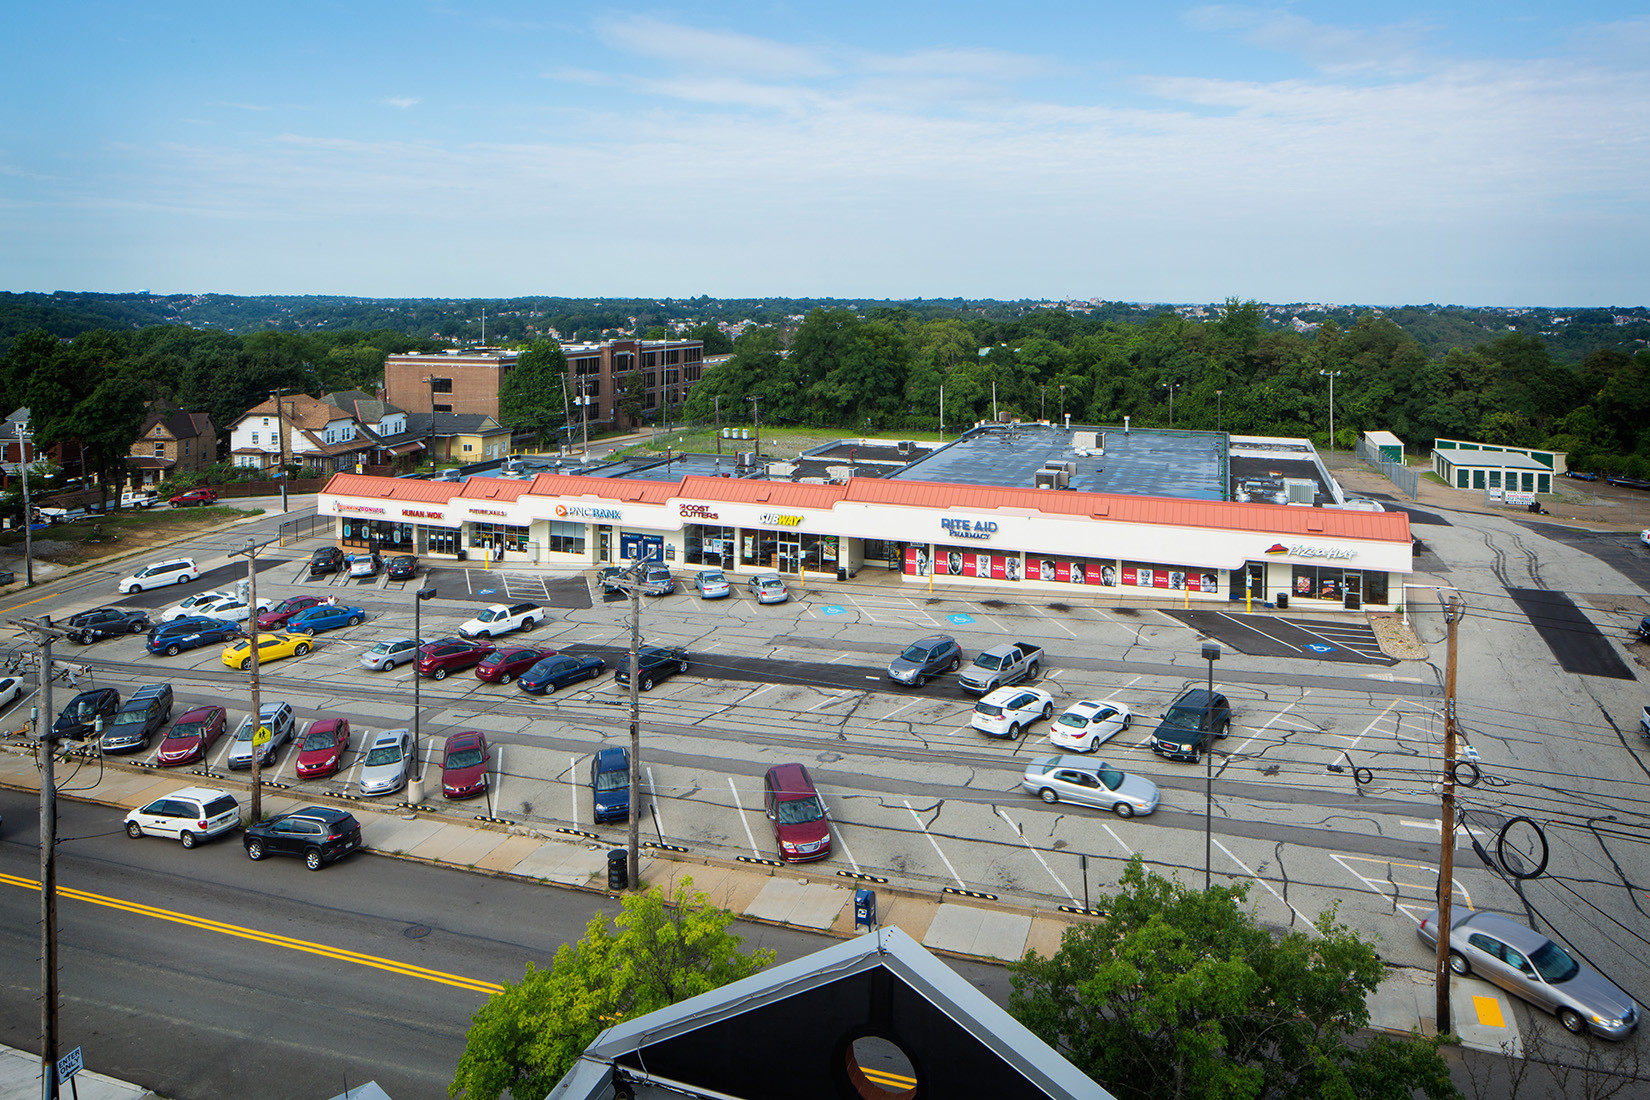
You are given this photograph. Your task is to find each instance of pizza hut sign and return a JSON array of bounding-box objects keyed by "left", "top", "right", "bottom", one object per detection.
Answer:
[{"left": 1264, "top": 542, "right": 1355, "bottom": 560}]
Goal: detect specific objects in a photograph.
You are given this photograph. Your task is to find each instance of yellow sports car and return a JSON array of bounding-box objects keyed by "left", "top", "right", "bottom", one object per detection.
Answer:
[{"left": 221, "top": 631, "right": 314, "bottom": 670}]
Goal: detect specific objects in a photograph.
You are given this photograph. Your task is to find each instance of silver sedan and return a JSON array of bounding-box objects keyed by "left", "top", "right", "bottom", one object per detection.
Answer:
[{"left": 1020, "top": 755, "right": 1159, "bottom": 817}]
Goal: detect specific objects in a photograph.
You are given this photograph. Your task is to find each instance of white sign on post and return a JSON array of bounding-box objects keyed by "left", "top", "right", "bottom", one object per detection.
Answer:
[{"left": 57, "top": 1046, "right": 83, "bottom": 1083}]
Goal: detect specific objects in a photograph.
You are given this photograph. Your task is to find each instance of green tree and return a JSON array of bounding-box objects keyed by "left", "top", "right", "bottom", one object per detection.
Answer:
[
  {"left": 1010, "top": 858, "right": 1458, "bottom": 1100},
  {"left": 498, "top": 340, "right": 569, "bottom": 438},
  {"left": 449, "top": 879, "right": 774, "bottom": 1100}
]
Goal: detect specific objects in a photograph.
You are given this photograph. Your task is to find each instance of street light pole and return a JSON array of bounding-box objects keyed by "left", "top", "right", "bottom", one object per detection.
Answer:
[
  {"left": 1201, "top": 640, "right": 1221, "bottom": 890},
  {"left": 412, "top": 587, "right": 435, "bottom": 798},
  {"left": 1163, "top": 382, "right": 1179, "bottom": 428},
  {"left": 17, "top": 419, "right": 34, "bottom": 585},
  {"left": 1215, "top": 390, "right": 1224, "bottom": 434},
  {"left": 1319, "top": 369, "right": 1341, "bottom": 455},
  {"left": 229, "top": 538, "right": 277, "bottom": 822}
]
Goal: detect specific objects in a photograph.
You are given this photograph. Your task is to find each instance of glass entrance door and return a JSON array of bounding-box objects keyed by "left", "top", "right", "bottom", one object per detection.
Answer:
[{"left": 777, "top": 536, "right": 801, "bottom": 574}]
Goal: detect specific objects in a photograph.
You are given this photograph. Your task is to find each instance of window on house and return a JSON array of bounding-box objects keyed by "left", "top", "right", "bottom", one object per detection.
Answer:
[
  {"left": 251, "top": 432, "right": 259, "bottom": 445},
  {"left": 430, "top": 378, "right": 453, "bottom": 394},
  {"left": 184, "top": 441, "right": 191, "bottom": 457},
  {"left": 154, "top": 426, "right": 164, "bottom": 436},
  {"left": 153, "top": 442, "right": 164, "bottom": 456},
  {"left": 434, "top": 404, "right": 452, "bottom": 413},
  {"left": 262, "top": 418, "right": 270, "bottom": 427},
  {"left": 462, "top": 443, "right": 473, "bottom": 452}
]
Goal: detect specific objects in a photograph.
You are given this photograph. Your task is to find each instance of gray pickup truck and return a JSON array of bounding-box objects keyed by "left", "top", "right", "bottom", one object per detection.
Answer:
[{"left": 958, "top": 642, "right": 1043, "bottom": 695}]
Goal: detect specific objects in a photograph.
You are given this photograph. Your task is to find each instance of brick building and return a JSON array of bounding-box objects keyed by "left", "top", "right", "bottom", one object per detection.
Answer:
[
  {"left": 382, "top": 340, "right": 706, "bottom": 434},
  {"left": 126, "top": 402, "right": 219, "bottom": 486},
  {"left": 383, "top": 349, "right": 519, "bottom": 421}
]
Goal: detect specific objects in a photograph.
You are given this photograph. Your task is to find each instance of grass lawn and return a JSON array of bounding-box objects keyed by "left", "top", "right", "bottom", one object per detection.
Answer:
[{"left": 0, "top": 504, "right": 264, "bottom": 568}]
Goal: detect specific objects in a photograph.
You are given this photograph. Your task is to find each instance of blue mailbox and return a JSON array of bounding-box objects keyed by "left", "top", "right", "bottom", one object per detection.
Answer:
[{"left": 854, "top": 888, "right": 876, "bottom": 931}]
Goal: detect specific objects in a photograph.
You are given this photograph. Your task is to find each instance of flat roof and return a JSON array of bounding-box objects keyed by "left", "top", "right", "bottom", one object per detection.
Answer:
[
  {"left": 894, "top": 423, "right": 1228, "bottom": 500},
  {"left": 1433, "top": 447, "right": 1550, "bottom": 471}
]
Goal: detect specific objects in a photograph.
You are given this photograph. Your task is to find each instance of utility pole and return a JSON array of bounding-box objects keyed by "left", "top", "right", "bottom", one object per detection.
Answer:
[
  {"left": 229, "top": 538, "right": 277, "bottom": 822},
  {"left": 602, "top": 560, "right": 651, "bottom": 889},
  {"left": 714, "top": 396, "right": 721, "bottom": 456},
  {"left": 13, "top": 617, "right": 63, "bottom": 1099},
  {"left": 270, "top": 391, "right": 289, "bottom": 513},
  {"left": 748, "top": 396, "right": 761, "bottom": 464},
  {"left": 1434, "top": 594, "right": 1463, "bottom": 1035},
  {"left": 578, "top": 379, "right": 590, "bottom": 458},
  {"left": 1320, "top": 369, "right": 1341, "bottom": 455},
  {"left": 18, "top": 419, "right": 34, "bottom": 585}
]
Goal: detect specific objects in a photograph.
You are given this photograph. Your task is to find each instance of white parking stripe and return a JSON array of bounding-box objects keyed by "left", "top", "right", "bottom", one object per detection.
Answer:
[
  {"left": 645, "top": 765, "right": 666, "bottom": 839},
  {"left": 488, "top": 745, "right": 501, "bottom": 818},
  {"left": 995, "top": 808, "right": 1074, "bottom": 901},
  {"left": 881, "top": 700, "right": 919, "bottom": 723},
  {"left": 816, "top": 786, "right": 859, "bottom": 873},
  {"left": 1229, "top": 698, "right": 1303, "bottom": 757},
  {"left": 905, "top": 800, "right": 968, "bottom": 890},
  {"left": 1214, "top": 612, "right": 1304, "bottom": 653},
  {"left": 1340, "top": 698, "right": 1399, "bottom": 755},
  {"left": 730, "top": 777, "right": 760, "bottom": 857},
  {"left": 1212, "top": 838, "right": 1319, "bottom": 935},
  {"left": 1102, "top": 823, "right": 1133, "bottom": 857},
  {"left": 570, "top": 755, "right": 580, "bottom": 828},
  {"left": 1032, "top": 607, "right": 1078, "bottom": 637}
]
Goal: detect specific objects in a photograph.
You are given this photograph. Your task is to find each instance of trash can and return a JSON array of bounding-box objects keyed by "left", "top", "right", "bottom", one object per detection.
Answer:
[
  {"left": 455, "top": 548, "right": 467, "bottom": 562},
  {"left": 1275, "top": 593, "right": 1289, "bottom": 610},
  {"left": 837, "top": 566, "right": 848, "bottom": 582},
  {"left": 607, "top": 849, "right": 628, "bottom": 891}
]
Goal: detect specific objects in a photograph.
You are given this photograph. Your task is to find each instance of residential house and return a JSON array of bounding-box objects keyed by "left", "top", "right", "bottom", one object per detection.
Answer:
[
  {"left": 229, "top": 394, "right": 376, "bottom": 474},
  {"left": 404, "top": 411, "right": 511, "bottom": 465},
  {"left": 319, "top": 391, "right": 426, "bottom": 471},
  {"left": 126, "top": 402, "right": 219, "bottom": 487},
  {"left": 1, "top": 406, "right": 84, "bottom": 482}
]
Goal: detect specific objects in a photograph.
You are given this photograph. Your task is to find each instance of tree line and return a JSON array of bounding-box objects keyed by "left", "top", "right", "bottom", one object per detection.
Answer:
[{"left": 681, "top": 301, "right": 1650, "bottom": 477}]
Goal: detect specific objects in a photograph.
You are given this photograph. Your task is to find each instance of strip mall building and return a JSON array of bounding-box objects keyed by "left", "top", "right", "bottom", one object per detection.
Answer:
[{"left": 317, "top": 433, "right": 1413, "bottom": 611}]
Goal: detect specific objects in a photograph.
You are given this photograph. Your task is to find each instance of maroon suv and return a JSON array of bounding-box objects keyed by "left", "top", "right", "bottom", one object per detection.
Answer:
[
  {"left": 475, "top": 646, "right": 555, "bottom": 685},
  {"left": 416, "top": 638, "right": 495, "bottom": 680},
  {"left": 763, "top": 763, "right": 832, "bottom": 863}
]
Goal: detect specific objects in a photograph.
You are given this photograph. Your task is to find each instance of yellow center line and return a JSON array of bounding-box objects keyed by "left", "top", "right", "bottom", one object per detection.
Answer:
[
  {"left": 0, "top": 871, "right": 503, "bottom": 995},
  {"left": 0, "top": 592, "right": 57, "bottom": 613}
]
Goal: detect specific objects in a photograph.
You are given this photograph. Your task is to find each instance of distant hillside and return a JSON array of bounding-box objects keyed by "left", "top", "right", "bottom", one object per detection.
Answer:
[{"left": 1, "top": 290, "right": 1646, "bottom": 363}]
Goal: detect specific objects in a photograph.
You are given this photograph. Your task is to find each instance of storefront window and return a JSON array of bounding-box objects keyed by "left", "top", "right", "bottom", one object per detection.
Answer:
[
  {"left": 427, "top": 528, "right": 459, "bottom": 555},
  {"left": 545, "top": 520, "right": 585, "bottom": 555},
  {"left": 1121, "top": 562, "right": 1218, "bottom": 592},
  {"left": 924, "top": 545, "right": 1025, "bottom": 581},
  {"left": 1292, "top": 566, "right": 1388, "bottom": 603},
  {"left": 470, "top": 522, "right": 529, "bottom": 553},
  {"left": 686, "top": 524, "right": 737, "bottom": 566},
  {"left": 340, "top": 519, "right": 417, "bottom": 549}
]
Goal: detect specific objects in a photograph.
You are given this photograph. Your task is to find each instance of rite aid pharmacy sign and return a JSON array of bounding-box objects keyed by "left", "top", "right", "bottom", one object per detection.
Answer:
[{"left": 939, "top": 516, "right": 999, "bottom": 541}]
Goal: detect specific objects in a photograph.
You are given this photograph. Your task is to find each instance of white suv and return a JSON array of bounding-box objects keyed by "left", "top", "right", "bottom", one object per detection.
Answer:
[
  {"left": 118, "top": 557, "right": 200, "bottom": 594},
  {"left": 124, "top": 787, "right": 241, "bottom": 848}
]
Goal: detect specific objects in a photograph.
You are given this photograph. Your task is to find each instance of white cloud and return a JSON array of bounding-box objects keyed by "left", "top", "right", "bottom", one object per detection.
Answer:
[
  {"left": 594, "top": 14, "right": 833, "bottom": 79},
  {"left": 382, "top": 96, "right": 420, "bottom": 109}
]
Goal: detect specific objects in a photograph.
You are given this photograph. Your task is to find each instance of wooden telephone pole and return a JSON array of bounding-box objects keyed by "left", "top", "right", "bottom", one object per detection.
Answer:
[{"left": 1434, "top": 594, "right": 1463, "bottom": 1035}]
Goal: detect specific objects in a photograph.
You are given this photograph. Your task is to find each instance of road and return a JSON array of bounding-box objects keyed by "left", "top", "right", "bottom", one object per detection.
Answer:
[
  {"left": 3, "top": 495, "right": 1650, "bottom": 1081},
  {"left": 0, "top": 789, "right": 1013, "bottom": 1099}
]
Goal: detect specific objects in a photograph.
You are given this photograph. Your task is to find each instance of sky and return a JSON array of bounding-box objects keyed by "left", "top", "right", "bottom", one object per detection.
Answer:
[{"left": 3, "top": 2, "right": 1648, "bottom": 306}]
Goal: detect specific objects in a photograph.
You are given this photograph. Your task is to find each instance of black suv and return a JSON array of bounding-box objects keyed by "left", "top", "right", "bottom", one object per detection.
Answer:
[
  {"left": 244, "top": 806, "right": 363, "bottom": 871},
  {"left": 52, "top": 688, "right": 121, "bottom": 741},
  {"left": 613, "top": 646, "right": 690, "bottom": 691},
  {"left": 67, "top": 606, "right": 151, "bottom": 645},
  {"left": 1149, "top": 688, "right": 1232, "bottom": 763},
  {"left": 101, "top": 683, "right": 174, "bottom": 754},
  {"left": 309, "top": 546, "right": 346, "bottom": 576}
]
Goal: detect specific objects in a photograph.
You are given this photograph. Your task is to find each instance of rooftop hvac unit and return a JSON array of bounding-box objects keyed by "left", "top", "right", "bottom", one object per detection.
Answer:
[
  {"left": 897, "top": 440, "right": 913, "bottom": 455},
  {"left": 1034, "top": 470, "right": 1058, "bottom": 490},
  {"left": 1073, "top": 431, "right": 1098, "bottom": 450},
  {"left": 1284, "top": 478, "right": 1316, "bottom": 504},
  {"left": 1043, "top": 460, "right": 1076, "bottom": 475},
  {"left": 766, "top": 462, "right": 797, "bottom": 477},
  {"left": 736, "top": 451, "right": 755, "bottom": 467}
]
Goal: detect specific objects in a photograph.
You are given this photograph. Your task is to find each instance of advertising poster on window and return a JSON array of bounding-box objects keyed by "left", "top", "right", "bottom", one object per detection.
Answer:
[
  {"left": 1123, "top": 562, "right": 1220, "bottom": 591},
  {"left": 903, "top": 546, "right": 931, "bottom": 576},
  {"left": 1030, "top": 557, "right": 1111, "bottom": 585}
]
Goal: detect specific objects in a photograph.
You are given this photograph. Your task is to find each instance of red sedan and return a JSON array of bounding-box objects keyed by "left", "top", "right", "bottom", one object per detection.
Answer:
[
  {"left": 441, "top": 731, "right": 490, "bottom": 799},
  {"left": 155, "top": 705, "right": 226, "bottom": 766},
  {"left": 257, "top": 595, "right": 328, "bottom": 631},
  {"left": 474, "top": 646, "right": 555, "bottom": 685},
  {"left": 417, "top": 638, "right": 496, "bottom": 680},
  {"left": 168, "top": 487, "right": 219, "bottom": 507},
  {"left": 296, "top": 717, "right": 351, "bottom": 779}
]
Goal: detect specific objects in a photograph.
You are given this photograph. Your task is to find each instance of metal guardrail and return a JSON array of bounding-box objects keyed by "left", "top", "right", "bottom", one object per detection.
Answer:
[{"left": 1355, "top": 438, "right": 1420, "bottom": 500}]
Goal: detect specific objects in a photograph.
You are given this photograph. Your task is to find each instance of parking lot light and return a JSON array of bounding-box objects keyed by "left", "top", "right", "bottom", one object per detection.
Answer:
[
  {"left": 1201, "top": 640, "right": 1220, "bottom": 890},
  {"left": 410, "top": 587, "right": 437, "bottom": 803}
]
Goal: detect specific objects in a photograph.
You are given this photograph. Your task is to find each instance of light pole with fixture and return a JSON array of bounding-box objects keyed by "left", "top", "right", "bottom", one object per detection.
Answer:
[
  {"left": 1059, "top": 384, "right": 1066, "bottom": 424},
  {"left": 1215, "top": 390, "right": 1224, "bottom": 434},
  {"left": 411, "top": 587, "right": 436, "bottom": 802},
  {"left": 1201, "top": 639, "right": 1221, "bottom": 890},
  {"left": 1162, "top": 382, "right": 1180, "bottom": 428},
  {"left": 1319, "top": 369, "right": 1341, "bottom": 456}
]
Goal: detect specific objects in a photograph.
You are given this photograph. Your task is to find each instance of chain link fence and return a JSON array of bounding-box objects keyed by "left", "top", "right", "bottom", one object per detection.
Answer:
[{"left": 1355, "top": 437, "right": 1420, "bottom": 500}]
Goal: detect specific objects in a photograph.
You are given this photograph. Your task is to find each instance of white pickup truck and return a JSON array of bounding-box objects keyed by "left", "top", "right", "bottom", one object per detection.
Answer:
[
  {"left": 122, "top": 489, "right": 158, "bottom": 509},
  {"left": 958, "top": 642, "right": 1044, "bottom": 696}
]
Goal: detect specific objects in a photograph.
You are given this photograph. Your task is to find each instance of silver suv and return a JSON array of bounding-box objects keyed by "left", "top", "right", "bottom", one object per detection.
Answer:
[
  {"left": 887, "top": 635, "right": 963, "bottom": 687},
  {"left": 227, "top": 701, "right": 297, "bottom": 769}
]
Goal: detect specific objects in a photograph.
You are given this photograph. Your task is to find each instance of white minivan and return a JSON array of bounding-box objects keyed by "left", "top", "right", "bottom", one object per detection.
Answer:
[{"left": 117, "top": 558, "right": 200, "bottom": 594}]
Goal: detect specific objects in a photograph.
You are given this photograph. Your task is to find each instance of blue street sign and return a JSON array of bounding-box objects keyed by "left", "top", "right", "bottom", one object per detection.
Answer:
[{"left": 947, "top": 613, "right": 976, "bottom": 625}]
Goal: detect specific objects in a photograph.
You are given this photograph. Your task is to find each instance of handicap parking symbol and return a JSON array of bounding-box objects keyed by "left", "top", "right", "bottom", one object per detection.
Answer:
[
  {"left": 947, "top": 613, "right": 976, "bottom": 625},
  {"left": 478, "top": 588, "right": 497, "bottom": 595},
  {"left": 821, "top": 605, "right": 847, "bottom": 616},
  {"left": 1305, "top": 643, "right": 1335, "bottom": 653}
]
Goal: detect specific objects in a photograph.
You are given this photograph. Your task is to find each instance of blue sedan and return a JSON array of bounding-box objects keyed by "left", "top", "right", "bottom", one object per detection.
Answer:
[
  {"left": 518, "top": 653, "right": 606, "bottom": 695},
  {"left": 147, "top": 615, "right": 242, "bottom": 657},
  {"left": 287, "top": 604, "right": 367, "bottom": 634}
]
